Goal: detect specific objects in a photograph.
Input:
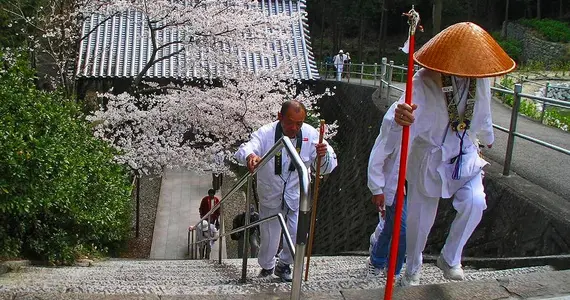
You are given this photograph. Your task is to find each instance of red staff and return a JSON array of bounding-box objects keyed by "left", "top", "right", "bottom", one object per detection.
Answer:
[{"left": 383, "top": 6, "right": 421, "bottom": 300}]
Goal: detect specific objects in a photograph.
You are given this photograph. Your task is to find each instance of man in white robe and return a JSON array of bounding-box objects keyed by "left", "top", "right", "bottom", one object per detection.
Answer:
[
  {"left": 333, "top": 50, "right": 345, "bottom": 81},
  {"left": 235, "top": 100, "right": 337, "bottom": 281},
  {"left": 390, "top": 22, "right": 516, "bottom": 286}
]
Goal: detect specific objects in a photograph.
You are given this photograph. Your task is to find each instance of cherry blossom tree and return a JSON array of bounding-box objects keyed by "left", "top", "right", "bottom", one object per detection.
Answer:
[
  {"left": 88, "top": 68, "right": 336, "bottom": 175},
  {"left": 6, "top": 0, "right": 335, "bottom": 175}
]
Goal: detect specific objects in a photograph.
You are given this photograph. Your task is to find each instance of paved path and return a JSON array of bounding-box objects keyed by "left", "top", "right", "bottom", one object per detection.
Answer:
[
  {"left": 0, "top": 257, "right": 564, "bottom": 298},
  {"left": 150, "top": 168, "right": 226, "bottom": 260},
  {"left": 328, "top": 77, "right": 570, "bottom": 200}
]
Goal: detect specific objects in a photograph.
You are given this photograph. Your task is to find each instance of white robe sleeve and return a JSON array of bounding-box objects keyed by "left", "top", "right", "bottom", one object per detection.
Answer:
[
  {"left": 475, "top": 78, "right": 494, "bottom": 146},
  {"left": 235, "top": 127, "right": 266, "bottom": 165},
  {"left": 388, "top": 71, "right": 427, "bottom": 144},
  {"left": 368, "top": 103, "right": 400, "bottom": 195},
  {"left": 311, "top": 138, "right": 337, "bottom": 175}
]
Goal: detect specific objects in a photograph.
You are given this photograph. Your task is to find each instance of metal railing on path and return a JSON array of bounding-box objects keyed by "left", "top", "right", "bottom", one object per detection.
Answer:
[
  {"left": 318, "top": 58, "right": 570, "bottom": 176},
  {"left": 187, "top": 136, "right": 310, "bottom": 300}
]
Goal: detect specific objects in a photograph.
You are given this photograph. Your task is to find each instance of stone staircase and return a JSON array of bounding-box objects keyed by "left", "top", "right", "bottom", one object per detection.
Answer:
[{"left": 0, "top": 256, "right": 555, "bottom": 297}]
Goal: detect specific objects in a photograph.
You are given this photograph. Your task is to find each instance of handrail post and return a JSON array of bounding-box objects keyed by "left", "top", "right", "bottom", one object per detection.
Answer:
[
  {"left": 190, "top": 230, "right": 194, "bottom": 259},
  {"left": 380, "top": 57, "right": 387, "bottom": 97},
  {"left": 373, "top": 63, "right": 378, "bottom": 87},
  {"left": 241, "top": 176, "right": 253, "bottom": 283},
  {"left": 386, "top": 60, "right": 394, "bottom": 103},
  {"left": 286, "top": 138, "right": 310, "bottom": 300},
  {"left": 218, "top": 201, "right": 224, "bottom": 264},
  {"left": 540, "top": 82, "right": 549, "bottom": 124},
  {"left": 503, "top": 84, "right": 523, "bottom": 176},
  {"left": 360, "top": 62, "right": 364, "bottom": 85}
]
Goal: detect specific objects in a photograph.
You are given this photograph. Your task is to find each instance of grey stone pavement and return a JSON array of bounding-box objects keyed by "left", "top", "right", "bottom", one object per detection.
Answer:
[
  {"left": 150, "top": 168, "right": 226, "bottom": 260},
  {"left": 327, "top": 77, "right": 570, "bottom": 200},
  {"left": 1, "top": 257, "right": 568, "bottom": 299}
]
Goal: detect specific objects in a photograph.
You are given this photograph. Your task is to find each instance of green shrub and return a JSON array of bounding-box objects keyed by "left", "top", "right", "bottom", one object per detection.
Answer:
[
  {"left": 518, "top": 19, "right": 570, "bottom": 43},
  {"left": 0, "top": 51, "right": 132, "bottom": 264},
  {"left": 492, "top": 32, "right": 523, "bottom": 62}
]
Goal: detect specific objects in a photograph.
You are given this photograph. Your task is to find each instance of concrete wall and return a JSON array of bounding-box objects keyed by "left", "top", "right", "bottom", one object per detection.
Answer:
[
  {"left": 312, "top": 81, "right": 570, "bottom": 258},
  {"left": 505, "top": 22, "right": 569, "bottom": 66}
]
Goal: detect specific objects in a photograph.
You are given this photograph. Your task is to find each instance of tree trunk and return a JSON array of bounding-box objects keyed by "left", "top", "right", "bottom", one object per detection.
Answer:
[
  {"left": 537, "top": 0, "right": 541, "bottom": 19},
  {"left": 319, "top": 1, "right": 325, "bottom": 60},
  {"left": 358, "top": 16, "right": 364, "bottom": 61},
  {"left": 502, "top": 0, "right": 510, "bottom": 39},
  {"left": 433, "top": 0, "right": 443, "bottom": 36},
  {"left": 561, "top": 0, "right": 564, "bottom": 19},
  {"left": 378, "top": 0, "right": 385, "bottom": 60},
  {"left": 467, "top": 0, "right": 472, "bottom": 20}
]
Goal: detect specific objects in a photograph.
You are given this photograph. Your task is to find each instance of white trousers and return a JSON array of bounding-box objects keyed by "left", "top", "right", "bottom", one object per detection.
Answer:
[
  {"left": 335, "top": 65, "right": 343, "bottom": 81},
  {"left": 405, "top": 171, "right": 487, "bottom": 276},
  {"left": 258, "top": 204, "right": 298, "bottom": 270}
]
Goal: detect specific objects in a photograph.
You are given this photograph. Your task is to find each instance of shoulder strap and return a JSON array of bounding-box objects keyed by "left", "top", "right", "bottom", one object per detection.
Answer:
[{"left": 274, "top": 123, "right": 303, "bottom": 175}]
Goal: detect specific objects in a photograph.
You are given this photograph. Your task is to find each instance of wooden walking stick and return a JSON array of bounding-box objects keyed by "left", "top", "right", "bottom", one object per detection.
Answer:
[
  {"left": 304, "top": 119, "right": 326, "bottom": 282},
  {"left": 383, "top": 6, "right": 421, "bottom": 300}
]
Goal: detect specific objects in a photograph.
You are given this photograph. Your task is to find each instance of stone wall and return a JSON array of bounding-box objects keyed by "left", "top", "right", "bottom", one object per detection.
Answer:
[
  {"left": 545, "top": 82, "right": 570, "bottom": 101},
  {"left": 505, "top": 22, "right": 569, "bottom": 66},
  {"left": 312, "top": 81, "right": 570, "bottom": 258},
  {"left": 312, "top": 82, "right": 387, "bottom": 255}
]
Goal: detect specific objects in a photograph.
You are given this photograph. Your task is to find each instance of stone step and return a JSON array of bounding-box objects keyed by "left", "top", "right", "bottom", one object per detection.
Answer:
[{"left": 0, "top": 256, "right": 556, "bottom": 295}]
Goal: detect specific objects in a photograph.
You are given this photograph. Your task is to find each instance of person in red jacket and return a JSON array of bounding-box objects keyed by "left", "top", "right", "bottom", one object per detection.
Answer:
[{"left": 199, "top": 189, "right": 220, "bottom": 229}]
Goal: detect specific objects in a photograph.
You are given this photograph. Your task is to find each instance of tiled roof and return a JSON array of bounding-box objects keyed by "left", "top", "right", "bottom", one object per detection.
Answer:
[{"left": 76, "top": 0, "right": 318, "bottom": 80}]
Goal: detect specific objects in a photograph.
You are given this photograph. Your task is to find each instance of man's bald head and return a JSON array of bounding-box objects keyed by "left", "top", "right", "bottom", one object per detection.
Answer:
[{"left": 280, "top": 100, "right": 307, "bottom": 118}]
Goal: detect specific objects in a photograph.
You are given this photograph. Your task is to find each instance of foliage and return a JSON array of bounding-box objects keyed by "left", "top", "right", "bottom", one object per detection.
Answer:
[
  {"left": 89, "top": 71, "right": 335, "bottom": 176},
  {"left": 85, "top": 1, "right": 334, "bottom": 176},
  {"left": 0, "top": 51, "right": 132, "bottom": 264},
  {"left": 495, "top": 76, "right": 570, "bottom": 131},
  {"left": 518, "top": 19, "right": 570, "bottom": 43},
  {"left": 492, "top": 32, "right": 523, "bottom": 62},
  {"left": 543, "top": 108, "right": 570, "bottom": 131}
]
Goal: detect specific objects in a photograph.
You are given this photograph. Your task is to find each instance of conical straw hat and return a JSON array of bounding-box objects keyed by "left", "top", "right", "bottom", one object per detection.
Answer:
[{"left": 414, "top": 22, "right": 516, "bottom": 78}]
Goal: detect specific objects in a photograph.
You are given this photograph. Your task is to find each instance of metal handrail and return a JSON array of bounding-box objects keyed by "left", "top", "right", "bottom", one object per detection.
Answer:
[
  {"left": 188, "top": 213, "right": 295, "bottom": 265},
  {"left": 322, "top": 57, "right": 569, "bottom": 177},
  {"left": 187, "top": 136, "right": 310, "bottom": 300}
]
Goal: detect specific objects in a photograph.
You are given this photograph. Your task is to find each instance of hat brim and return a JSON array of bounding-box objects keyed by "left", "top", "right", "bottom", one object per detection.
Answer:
[{"left": 413, "top": 22, "right": 516, "bottom": 78}]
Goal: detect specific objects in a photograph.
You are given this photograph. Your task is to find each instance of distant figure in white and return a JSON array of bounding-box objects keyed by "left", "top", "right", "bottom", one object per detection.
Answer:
[
  {"left": 196, "top": 220, "right": 218, "bottom": 259},
  {"left": 333, "top": 50, "right": 345, "bottom": 81}
]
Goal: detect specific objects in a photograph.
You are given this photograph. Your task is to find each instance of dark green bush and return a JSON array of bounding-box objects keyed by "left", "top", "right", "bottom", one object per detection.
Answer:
[
  {"left": 0, "top": 52, "right": 132, "bottom": 264},
  {"left": 518, "top": 19, "right": 570, "bottom": 43},
  {"left": 492, "top": 32, "right": 523, "bottom": 62}
]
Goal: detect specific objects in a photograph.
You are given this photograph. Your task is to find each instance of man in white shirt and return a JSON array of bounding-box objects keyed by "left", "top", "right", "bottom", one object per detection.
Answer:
[
  {"left": 367, "top": 102, "right": 407, "bottom": 278},
  {"left": 391, "top": 22, "right": 516, "bottom": 286},
  {"left": 235, "top": 100, "right": 337, "bottom": 281},
  {"left": 333, "top": 50, "right": 345, "bottom": 81}
]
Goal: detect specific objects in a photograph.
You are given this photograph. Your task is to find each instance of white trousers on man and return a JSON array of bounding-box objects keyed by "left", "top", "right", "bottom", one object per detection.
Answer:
[
  {"left": 335, "top": 65, "right": 344, "bottom": 81},
  {"left": 258, "top": 204, "right": 298, "bottom": 270},
  {"left": 405, "top": 171, "right": 487, "bottom": 276}
]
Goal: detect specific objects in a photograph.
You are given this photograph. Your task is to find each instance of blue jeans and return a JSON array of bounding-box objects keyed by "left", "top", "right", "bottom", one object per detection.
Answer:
[{"left": 370, "top": 195, "right": 407, "bottom": 275}]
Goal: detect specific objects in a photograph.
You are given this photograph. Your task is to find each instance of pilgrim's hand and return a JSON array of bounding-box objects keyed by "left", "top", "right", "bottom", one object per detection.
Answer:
[
  {"left": 487, "top": 144, "right": 493, "bottom": 148},
  {"left": 395, "top": 103, "right": 418, "bottom": 126},
  {"left": 316, "top": 143, "right": 327, "bottom": 157},
  {"left": 372, "top": 194, "right": 386, "bottom": 218},
  {"left": 246, "top": 153, "right": 261, "bottom": 173}
]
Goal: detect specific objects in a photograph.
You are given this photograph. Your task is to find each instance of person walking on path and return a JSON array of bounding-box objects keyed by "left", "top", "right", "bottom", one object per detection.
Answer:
[
  {"left": 199, "top": 189, "right": 220, "bottom": 229},
  {"left": 367, "top": 101, "right": 407, "bottom": 279}
]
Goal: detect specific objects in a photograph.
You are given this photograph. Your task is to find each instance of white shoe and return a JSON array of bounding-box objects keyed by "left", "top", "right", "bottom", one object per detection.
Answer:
[
  {"left": 399, "top": 269, "right": 421, "bottom": 286},
  {"left": 437, "top": 255, "right": 465, "bottom": 281},
  {"left": 366, "top": 257, "right": 383, "bottom": 278}
]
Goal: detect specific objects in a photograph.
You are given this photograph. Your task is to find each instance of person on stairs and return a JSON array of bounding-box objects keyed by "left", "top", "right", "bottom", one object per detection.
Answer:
[
  {"left": 196, "top": 220, "right": 218, "bottom": 259},
  {"left": 235, "top": 100, "right": 338, "bottom": 282},
  {"left": 390, "top": 22, "right": 515, "bottom": 286},
  {"left": 367, "top": 101, "right": 407, "bottom": 279}
]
